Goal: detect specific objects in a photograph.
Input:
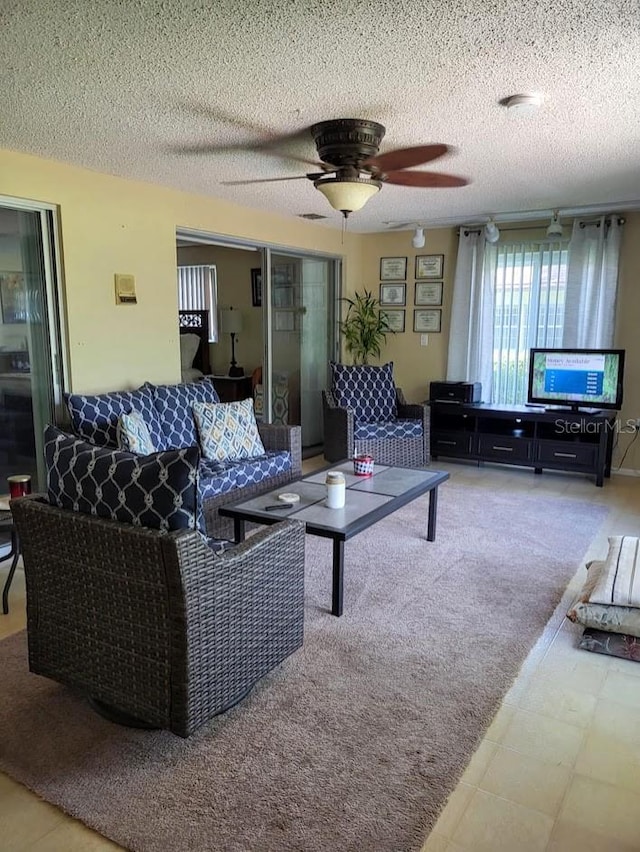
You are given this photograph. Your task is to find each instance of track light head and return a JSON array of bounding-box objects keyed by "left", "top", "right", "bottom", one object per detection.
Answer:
[
  {"left": 412, "top": 227, "right": 425, "bottom": 249},
  {"left": 546, "top": 210, "right": 564, "bottom": 238},
  {"left": 484, "top": 219, "right": 500, "bottom": 243}
]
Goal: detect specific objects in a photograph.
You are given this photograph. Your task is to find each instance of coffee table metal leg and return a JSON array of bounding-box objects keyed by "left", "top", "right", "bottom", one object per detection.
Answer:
[
  {"left": 2, "top": 531, "right": 19, "bottom": 615},
  {"left": 234, "top": 518, "right": 246, "bottom": 543},
  {"left": 427, "top": 487, "right": 438, "bottom": 541},
  {"left": 332, "top": 538, "right": 344, "bottom": 617}
]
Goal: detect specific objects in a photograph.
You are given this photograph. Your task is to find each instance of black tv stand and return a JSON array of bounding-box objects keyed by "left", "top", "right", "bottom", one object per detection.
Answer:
[{"left": 430, "top": 402, "right": 616, "bottom": 487}]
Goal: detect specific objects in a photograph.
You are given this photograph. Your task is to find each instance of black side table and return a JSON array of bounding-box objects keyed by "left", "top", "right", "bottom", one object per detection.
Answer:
[{"left": 0, "top": 509, "right": 20, "bottom": 615}]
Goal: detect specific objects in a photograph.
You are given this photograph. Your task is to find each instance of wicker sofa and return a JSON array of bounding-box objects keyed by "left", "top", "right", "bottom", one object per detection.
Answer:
[
  {"left": 65, "top": 377, "right": 302, "bottom": 539},
  {"left": 11, "top": 494, "right": 305, "bottom": 737},
  {"left": 322, "top": 362, "right": 430, "bottom": 467}
]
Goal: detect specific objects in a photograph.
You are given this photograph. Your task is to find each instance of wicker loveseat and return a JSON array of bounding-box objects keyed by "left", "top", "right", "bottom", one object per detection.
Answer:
[
  {"left": 12, "top": 494, "right": 305, "bottom": 737},
  {"left": 65, "top": 377, "right": 302, "bottom": 539},
  {"left": 322, "top": 362, "right": 430, "bottom": 466}
]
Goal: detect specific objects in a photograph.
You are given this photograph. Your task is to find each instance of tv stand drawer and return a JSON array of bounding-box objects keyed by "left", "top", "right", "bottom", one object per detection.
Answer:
[
  {"left": 536, "top": 441, "right": 597, "bottom": 468},
  {"left": 477, "top": 434, "right": 532, "bottom": 461},
  {"left": 431, "top": 432, "right": 472, "bottom": 456}
]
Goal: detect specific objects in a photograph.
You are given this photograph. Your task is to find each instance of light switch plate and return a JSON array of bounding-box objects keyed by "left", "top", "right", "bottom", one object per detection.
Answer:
[{"left": 420, "top": 334, "right": 429, "bottom": 346}]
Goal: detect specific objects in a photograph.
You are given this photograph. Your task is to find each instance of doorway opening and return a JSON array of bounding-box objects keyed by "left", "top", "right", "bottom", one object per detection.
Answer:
[{"left": 175, "top": 230, "right": 340, "bottom": 454}]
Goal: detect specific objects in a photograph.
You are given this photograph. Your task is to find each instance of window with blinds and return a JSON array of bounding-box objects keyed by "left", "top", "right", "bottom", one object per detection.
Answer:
[
  {"left": 493, "top": 242, "right": 568, "bottom": 405},
  {"left": 177, "top": 265, "right": 218, "bottom": 342}
]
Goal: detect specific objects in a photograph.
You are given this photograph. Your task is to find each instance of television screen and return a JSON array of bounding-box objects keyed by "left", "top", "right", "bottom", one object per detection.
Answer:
[{"left": 527, "top": 348, "right": 625, "bottom": 411}]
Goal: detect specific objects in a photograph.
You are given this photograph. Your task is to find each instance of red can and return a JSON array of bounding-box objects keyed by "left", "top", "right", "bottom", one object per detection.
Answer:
[{"left": 8, "top": 475, "right": 32, "bottom": 499}]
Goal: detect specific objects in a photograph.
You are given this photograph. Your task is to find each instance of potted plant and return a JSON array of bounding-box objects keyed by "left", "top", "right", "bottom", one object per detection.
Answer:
[{"left": 339, "top": 290, "right": 394, "bottom": 365}]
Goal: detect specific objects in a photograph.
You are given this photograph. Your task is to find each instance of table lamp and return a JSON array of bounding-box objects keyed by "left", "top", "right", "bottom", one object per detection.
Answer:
[{"left": 219, "top": 307, "right": 244, "bottom": 376}]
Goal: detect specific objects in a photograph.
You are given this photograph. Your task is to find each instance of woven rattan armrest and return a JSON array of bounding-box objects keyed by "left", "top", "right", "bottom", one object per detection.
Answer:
[{"left": 322, "top": 389, "right": 355, "bottom": 462}]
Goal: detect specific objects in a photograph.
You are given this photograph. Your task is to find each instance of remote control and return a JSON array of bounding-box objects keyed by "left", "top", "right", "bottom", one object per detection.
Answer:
[{"left": 264, "top": 503, "right": 294, "bottom": 511}]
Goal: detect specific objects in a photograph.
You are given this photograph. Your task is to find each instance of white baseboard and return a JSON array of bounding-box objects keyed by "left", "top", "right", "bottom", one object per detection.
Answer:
[{"left": 613, "top": 467, "right": 640, "bottom": 477}]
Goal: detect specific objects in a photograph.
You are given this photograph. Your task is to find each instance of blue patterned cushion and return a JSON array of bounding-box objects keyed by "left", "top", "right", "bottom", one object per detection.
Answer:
[
  {"left": 193, "top": 399, "right": 265, "bottom": 462},
  {"left": 65, "top": 385, "right": 166, "bottom": 450},
  {"left": 45, "top": 425, "right": 199, "bottom": 532},
  {"left": 354, "top": 419, "right": 423, "bottom": 439},
  {"left": 116, "top": 410, "right": 156, "bottom": 455},
  {"left": 330, "top": 362, "right": 397, "bottom": 424},
  {"left": 198, "top": 451, "right": 292, "bottom": 500},
  {"left": 150, "top": 378, "right": 220, "bottom": 449}
]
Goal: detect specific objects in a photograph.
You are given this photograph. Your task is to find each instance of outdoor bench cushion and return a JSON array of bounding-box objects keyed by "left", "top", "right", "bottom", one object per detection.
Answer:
[
  {"left": 330, "top": 362, "right": 397, "bottom": 424},
  {"left": 354, "top": 420, "right": 423, "bottom": 440},
  {"left": 198, "top": 452, "right": 292, "bottom": 504},
  {"left": 45, "top": 425, "right": 199, "bottom": 532},
  {"left": 65, "top": 384, "right": 165, "bottom": 450}
]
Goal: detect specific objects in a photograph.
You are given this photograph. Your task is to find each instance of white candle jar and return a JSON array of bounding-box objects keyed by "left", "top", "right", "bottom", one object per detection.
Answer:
[{"left": 325, "top": 471, "right": 346, "bottom": 509}]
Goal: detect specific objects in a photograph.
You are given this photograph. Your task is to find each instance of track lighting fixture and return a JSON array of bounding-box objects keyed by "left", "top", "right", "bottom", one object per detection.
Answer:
[
  {"left": 484, "top": 219, "right": 500, "bottom": 243},
  {"left": 546, "top": 210, "right": 564, "bottom": 238},
  {"left": 412, "top": 227, "right": 425, "bottom": 249}
]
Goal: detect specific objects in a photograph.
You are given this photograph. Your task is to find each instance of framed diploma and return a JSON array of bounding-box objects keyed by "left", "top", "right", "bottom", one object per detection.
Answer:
[
  {"left": 379, "top": 282, "right": 406, "bottom": 306},
  {"left": 414, "top": 281, "right": 443, "bottom": 306},
  {"left": 413, "top": 309, "right": 442, "bottom": 333},
  {"left": 382, "top": 309, "right": 405, "bottom": 332},
  {"left": 415, "top": 254, "right": 444, "bottom": 279},
  {"left": 380, "top": 256, "right": 408, "bottom": 280}
]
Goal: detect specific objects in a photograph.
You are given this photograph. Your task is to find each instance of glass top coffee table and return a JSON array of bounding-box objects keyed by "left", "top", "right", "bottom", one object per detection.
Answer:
[{"left": 219, "top": 462, "right": 449, "bottom": 617}]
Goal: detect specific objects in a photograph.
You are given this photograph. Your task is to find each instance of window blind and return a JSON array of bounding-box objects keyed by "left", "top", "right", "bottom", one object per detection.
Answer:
[{"left": 177, "top": 265, "right": 218, "bottom": 342}]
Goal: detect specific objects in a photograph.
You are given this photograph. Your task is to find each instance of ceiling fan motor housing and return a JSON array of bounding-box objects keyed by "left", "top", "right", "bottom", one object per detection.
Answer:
[{"left": 310, "top": 119, "right": 385, "bottom": 167}]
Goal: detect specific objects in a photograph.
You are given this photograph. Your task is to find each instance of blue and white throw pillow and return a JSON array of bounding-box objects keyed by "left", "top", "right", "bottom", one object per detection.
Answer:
[
  {"left": 45, "top": 425, "right": 199, "bottom": 532},
  {"left": 116, "top": 409, "right": 156, "bottom": 455},
  {"left": 330, "top": 362, "right": 397, "bottom": 423},
  {"left": 193, "top": 399, "right": 265, "bottom": 462}
]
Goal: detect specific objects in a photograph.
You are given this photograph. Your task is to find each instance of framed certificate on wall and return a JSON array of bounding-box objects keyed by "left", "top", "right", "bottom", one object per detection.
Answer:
[
  {"left": 414, "top": 281, "right": 443, "bottom": 306},
  {"left": 413, "top": 309, "right": 442, "bottom": 333},
  {"left": 415, "top": 254, "right": 444, "bottom": 279},
  {"left": 380, "top": 257, "right": 408, "bottom": 280}
]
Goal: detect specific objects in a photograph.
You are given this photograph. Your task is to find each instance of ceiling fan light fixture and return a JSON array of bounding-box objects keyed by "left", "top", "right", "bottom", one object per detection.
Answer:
[
  {"left": 484, "top": 219, "right": 500, "bottom": 243},
  {"left": 412, "top": 227, "right": 426, "bottom": 249},
  {"left": 546, "top": 210, "right": 564, "bottom": 237},
  {"left": 313, "top": 175, "right": 381, "bottom": 217}
]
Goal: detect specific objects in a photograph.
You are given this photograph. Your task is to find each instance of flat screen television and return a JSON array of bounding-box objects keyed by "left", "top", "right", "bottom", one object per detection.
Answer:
[{"left": 527, "top": 348, "right": 625, "bottom": 411}]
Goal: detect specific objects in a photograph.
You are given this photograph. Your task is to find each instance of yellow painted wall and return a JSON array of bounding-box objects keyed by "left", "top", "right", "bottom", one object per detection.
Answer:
[
  {"left": 356, "top": 228, "right": 459, "bottom": 403},
  {"left": 0, "top": 148, "right": 358, "bottom": 392}
]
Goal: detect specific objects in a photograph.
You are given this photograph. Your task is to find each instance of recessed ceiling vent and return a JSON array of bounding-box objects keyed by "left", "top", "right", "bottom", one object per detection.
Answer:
[{"left": 298, "top": 213, "right": 328, "bottom": 220}]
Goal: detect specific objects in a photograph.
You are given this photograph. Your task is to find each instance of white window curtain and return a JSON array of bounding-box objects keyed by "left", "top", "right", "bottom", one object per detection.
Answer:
[
  {"left": 563, "top": 216, "right": 622, "bottom": 348},
  {"left": 448, "top": 216, "right": 623, "bottom": 406},
  {"left": 177, "top": 265, "right": 218, "bottom": 342},
  {"left": 446, "top": 229, "right": 497, "bottom": 401}
]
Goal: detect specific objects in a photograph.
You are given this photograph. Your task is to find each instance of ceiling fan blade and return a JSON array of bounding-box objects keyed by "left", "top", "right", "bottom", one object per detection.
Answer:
[
  {"left": 364, "top": 144, "right": 451, "bottom": 172},
  {"left": 221, "top": 175, "right": 315, "bottom": 186},
  {"left": 383, "top": 170, "right": 469, "bottom": 188},
  {"left": 173, "top": 141, "right": 325, "bottom": 168}
]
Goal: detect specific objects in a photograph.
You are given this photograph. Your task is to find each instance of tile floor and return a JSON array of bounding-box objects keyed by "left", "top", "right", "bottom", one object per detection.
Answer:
[{"left": 1, "top": 460, "right": 639, "bottom": 851}]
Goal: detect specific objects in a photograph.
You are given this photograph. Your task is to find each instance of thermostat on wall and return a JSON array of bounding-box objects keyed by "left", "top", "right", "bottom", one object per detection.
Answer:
[{"left": 115, "top": 273, "right": 137, "bottom": 305}]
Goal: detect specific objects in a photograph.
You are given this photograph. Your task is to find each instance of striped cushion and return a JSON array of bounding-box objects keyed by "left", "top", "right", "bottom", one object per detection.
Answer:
[{"left": 589, "top": 536, "right": 640, "bottom": 608}]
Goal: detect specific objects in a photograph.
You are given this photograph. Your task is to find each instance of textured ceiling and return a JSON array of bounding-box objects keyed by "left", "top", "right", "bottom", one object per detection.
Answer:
[{"left": 2, "top": 0, "right": 640, "bottom": 232}]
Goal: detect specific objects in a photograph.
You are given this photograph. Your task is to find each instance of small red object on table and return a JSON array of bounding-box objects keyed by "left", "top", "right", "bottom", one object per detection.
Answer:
[{"left": 7, "top": 475, "right": 31, "bottom": 499}]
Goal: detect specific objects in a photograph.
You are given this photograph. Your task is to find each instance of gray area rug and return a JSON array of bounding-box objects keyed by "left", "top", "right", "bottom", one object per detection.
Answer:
[{"left": 0, "top": 481, "right": 607, "bottom": 852}]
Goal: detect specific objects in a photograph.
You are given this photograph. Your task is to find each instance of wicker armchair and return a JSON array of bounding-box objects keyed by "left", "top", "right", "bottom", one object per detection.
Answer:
[
  {"left": 322, "top": 388, "right": 430, "bottom": 467},
  {"left": 11, "top": 495, "right": 305, "bottom": 738}
]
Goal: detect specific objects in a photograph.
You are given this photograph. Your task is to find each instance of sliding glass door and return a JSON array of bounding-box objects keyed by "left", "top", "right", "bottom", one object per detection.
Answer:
[
  {"left": 268, "top": 252, "right": 338, "bottom": 452},
  {"left": 0, "top": 203, "right": 62, "bottom": 490}
]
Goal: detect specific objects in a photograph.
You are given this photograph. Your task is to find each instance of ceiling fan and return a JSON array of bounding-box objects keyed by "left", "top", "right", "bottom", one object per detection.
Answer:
[{"left": 213, "top": 118, "right": 470, "bottom": 218}]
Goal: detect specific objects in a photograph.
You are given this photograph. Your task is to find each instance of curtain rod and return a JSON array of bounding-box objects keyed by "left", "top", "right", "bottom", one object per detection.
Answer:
[{"left": 459, "top": 216, "right": 625, "bottom": 236}]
